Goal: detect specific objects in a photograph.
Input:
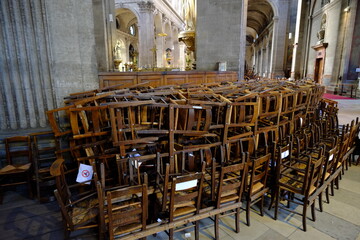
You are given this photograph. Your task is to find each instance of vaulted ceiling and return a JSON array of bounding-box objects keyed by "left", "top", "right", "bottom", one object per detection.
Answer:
[{"left": 247, "top": 0, "right": 274, "bottom": 42}]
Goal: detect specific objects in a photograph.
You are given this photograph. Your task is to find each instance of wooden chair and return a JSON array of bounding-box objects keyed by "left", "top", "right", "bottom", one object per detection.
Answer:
[
  {"left": 278, "top": 90, "right": 297, "bottom": 141},
  {"left": 213, "top": 162, "right": 248, "bottom": 239},
  {"left": 0, "top": 136, "right": 33, "bottom": 203},
  {"left": 106, "top": 184, "right": 148, "bottom": 240},
  {"left": 51, "top": 158, "right": 102, "bottom": 239},
  {"left": 318, "top": 144, "right": 339, "bottom": 212},
  {"left": 107, "top": 100, "right": 160, "bottom": 157},
  {"left": 274, "top": 153, "right": 324, "bottom": 231},
  {"left": 244, "top": 153, "right": 271, "bottom": 226},
  {"left": 167, "top": 172, "right": 204, "bottom": 240},
  {"left": 30, "top": 131, "right": 58, "bottom": 202},
  {"left": 223, "top": 94, "right": 259, "bottom": 143}
]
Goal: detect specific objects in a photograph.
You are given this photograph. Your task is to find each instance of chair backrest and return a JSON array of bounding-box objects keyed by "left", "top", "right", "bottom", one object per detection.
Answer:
[
  {"left": 5, "top": 136, "right": 32, "bottom": 166},
  {"left": 106, "top": 184, "right": 147, "bottom": 240},
  {"left": 128, "top": 153, "right": 158, "bottom": 186},
  {"left": 248, "top": 153, "right": 271, "bottom": 196},
  {"left": 223, "top": 95, "right": 259, "bottom": 142},
  {"left": 320, "top": 145, "right": 338, "bottom": 184},
  {"left": 275, "top": 140, "right": 293, "bottom": 174},
  {"left": 305, "top": 155, "right": 324, "bottom": 197},
  {"left": 169, "top": 172, "right": 204, "bottom": 221},
  {"left": 216, "top": 162, "right": 248, "bottom": 208}
]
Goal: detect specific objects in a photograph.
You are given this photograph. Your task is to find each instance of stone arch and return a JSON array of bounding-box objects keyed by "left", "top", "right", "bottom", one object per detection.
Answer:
[{"left": 114, "top": 7, "right": 139, "bottom": 67}]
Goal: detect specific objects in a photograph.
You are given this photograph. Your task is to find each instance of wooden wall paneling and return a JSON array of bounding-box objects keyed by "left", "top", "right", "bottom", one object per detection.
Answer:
[
  {"left": 99, "top": 73, "right": 137, "bottom": 88},
  {"left": 137, "top": 72, "right": 163, "bottom": 87},
  {"left": 164, "top": 72, "right": 188, "bottom": 86},
  {"left": 187, "top": 71, "right": 206, "bottom": 85}
]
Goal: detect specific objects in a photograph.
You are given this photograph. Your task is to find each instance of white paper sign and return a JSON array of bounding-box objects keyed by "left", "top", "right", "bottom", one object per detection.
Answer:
[
  {"left": 281, "top": 150, "right": 289, "bottom": 159},
  {"left": 176, "top": 179, "right": 197, "bottom": 191},
  {"left": 76, "top": 163, "right": 94, "bottom": 184}
]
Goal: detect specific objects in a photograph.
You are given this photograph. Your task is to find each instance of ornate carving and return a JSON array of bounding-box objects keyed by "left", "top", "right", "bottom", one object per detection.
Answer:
[
  {"left": 138, "top": 1, "right": 155, "bottom": 12},
  {"left": 316, "top": 14, "right": 326, "bottom": 43},
  {"left": 115, "top": 2, "right": 124, "bottom": 8},
  {"left": 182, "top": 0, "right": 196, "bottom": 30}
]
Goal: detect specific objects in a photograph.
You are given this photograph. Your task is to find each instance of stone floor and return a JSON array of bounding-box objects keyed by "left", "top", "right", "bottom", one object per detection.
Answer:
[{"left": 0, "top": 99, "right": 359, "bottom": 240}]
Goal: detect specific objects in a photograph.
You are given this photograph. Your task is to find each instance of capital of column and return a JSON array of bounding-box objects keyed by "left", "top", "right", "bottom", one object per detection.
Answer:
[{"left": 138, "top": 1, "right": 155, "bottom": 12}]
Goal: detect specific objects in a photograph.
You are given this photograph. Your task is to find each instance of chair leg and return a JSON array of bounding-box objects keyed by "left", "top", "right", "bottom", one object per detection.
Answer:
[
  {"left": 259, "top": 196, "right": 264, "bottom": 216},
  {"left": 325, "top": 186, "right": 330, "bottom": 203},
  {"left": 169, "top": 228, "right": 174, "bottom": 240},
  {"left": 318, "top": 192, "right": 323, "bottom": 212},
  {"left": 195, "top": 221, "right": 199, "bottom": 240},
  {"left": 215, "top": 215, "right": 220, "bottom": 240},
  {"left": 311, "top": 203, "right": 316, "bottom": 221},
  {"left": 330, "top": 181, "right": 335, "bottom": 196},
  {"left": 274, "top": 188, "right": 280, "bottom": 220},
  {"left": 27, "top": 172, "right": 33, "bottom": 199},
  {"left": 246, "top": 200, "right": 251, "bottom": 226},
  {"left": 235, "top": 208, "right": 240, "bottom": 233},
  {"left": 335, "top": 176, "right": 340, "bottom": 189},
  {"left": 302, "top": 204, "right": 307, "bottom": 232}
]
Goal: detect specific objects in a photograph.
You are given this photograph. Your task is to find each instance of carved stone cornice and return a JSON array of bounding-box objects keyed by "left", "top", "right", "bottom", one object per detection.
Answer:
[
  {"left": 163, "top": 15, "right": 169, "bottom": 23},
  {"left": 138, "top": 1, "right": 155, "bottom": 12},
  {"left": 115, "top": 2, "right": 125, "bottom": 9}
]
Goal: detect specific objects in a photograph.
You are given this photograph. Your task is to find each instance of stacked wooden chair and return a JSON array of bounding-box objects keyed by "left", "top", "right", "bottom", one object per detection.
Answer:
[{"left": 38, "top": 78, "right": 360, "bottom": 239}]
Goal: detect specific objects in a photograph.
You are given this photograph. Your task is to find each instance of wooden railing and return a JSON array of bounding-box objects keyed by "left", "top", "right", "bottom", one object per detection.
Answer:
[{"left": 98, "top": 71, "right": 238, "bottom": 88}]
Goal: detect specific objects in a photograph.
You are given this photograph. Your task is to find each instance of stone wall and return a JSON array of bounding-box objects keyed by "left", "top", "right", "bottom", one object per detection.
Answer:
[
  {"left": 0, "top": 0, "right": 99, "bottom": 131},
  {"left": 196, "top": 0, "right": 246, "bottom": 78}
]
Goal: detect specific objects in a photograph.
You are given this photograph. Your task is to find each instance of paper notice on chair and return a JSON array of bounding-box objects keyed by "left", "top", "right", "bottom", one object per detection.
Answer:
[
  {"left": 76, "top": 163, "right": 94, "bottom": 184},
  {"left": 175, "top": 179, "right": 197, "bottom": 191},
  {"left": 281, "top": 150, "right": 289, "bottom": 159}
]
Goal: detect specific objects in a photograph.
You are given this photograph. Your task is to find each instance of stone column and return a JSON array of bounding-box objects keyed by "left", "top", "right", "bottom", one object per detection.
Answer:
[
  {"left": 138, "top": 2, "right": 155, "bottom": 68},
  {"left": 269, "top": 1, "right": 290, "bottom": 78},
  {"left": 263, "top": 46, "right": 268, "bottom": 77},
  {"left": 260, "top": 48, "right": 264, "bottom": 76},
  {"left": 290, "top": 0, "right": 302, "bottom": 80},
  {"left": 197, "top": 0, "right": 248, "bottom": 78},
  {"left": 92, "top": 0, "right": 115, "bottom": 71},
  {"left": 269, "top": 17, "right": 279, "bottom": 78}
]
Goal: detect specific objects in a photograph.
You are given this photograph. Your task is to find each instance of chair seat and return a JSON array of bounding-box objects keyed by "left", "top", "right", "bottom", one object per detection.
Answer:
[
  {"left": 220, "top": 194, "right": 239, "bottom": 204},
  {"left": 113, "top": 223, "right": 142, "bottom": 236},
  {"left": 71, "top": 204, "right": 99, "bottom": 225},
  {"left": 0, "top": 163, "right": 31, "bottom": 174},
  {"left": 174, "top": 205, "right": 196, "bottom": 217},
  {"left": 279, "top": 174, "right": 304, "bottom": 191},
  {"left": 251, "top": 182, "right": 264, "bottom": 194}
]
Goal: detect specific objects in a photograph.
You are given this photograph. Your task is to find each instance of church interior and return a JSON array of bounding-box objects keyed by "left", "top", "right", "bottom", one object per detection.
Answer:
[{"left": 0, "top": 0, "right": 360, "bottom": 239}]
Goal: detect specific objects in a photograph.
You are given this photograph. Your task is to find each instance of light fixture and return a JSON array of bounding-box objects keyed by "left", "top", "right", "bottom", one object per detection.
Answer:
[
  {"left": 344, "top": 6, "right": 350, "bottom": 12},
  {"left": 157, "top": 33, "right": 168, "bottom": 37},
  {"left": 289, "top": 32, "right": 292, "bottom": 39}
]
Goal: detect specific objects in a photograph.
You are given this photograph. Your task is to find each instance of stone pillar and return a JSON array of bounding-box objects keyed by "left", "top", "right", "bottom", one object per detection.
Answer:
[
  {"left": 290, "top": 0, "right": 302, "bottom": 80},
  {"left": 269, "top": 1, "right": 290, "bottom": 78},
  {"left": 263, "top": 47, "right": 268, "bottom": 77},
  {"left": 197, "top": 0, "right": 248, "bottom": 78},
  {"left": 259, "top": 49, "right": 264, "bottom": 76},
  {"left": 92, "top": 0, "right": 115, "bottom": 72},
  {"left": 138, "top": 2, "right": 155, "bottom": 68},
  {"left": 269, "top": 17, "right": 279, "bottom": 78}
]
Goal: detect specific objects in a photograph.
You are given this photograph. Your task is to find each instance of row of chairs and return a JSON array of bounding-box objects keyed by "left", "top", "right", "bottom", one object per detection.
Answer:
[
  {"left": 0, "top": 131, "right": 59, "bottom": 203},
  {"left": 41, "top": 79, "right": 356, "bottom": 239},
  {"left": 50, "top": 147, "right": 271, "bottom": 240},
  {"left": 50, "top": 114, "right": 359, "bottom": 239}
]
